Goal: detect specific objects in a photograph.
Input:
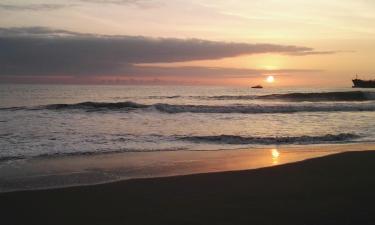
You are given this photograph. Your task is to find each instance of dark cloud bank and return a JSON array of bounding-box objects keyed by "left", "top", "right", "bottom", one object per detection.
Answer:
[{"left": 0, "top": 27, "right": 329, "bottom": 78}]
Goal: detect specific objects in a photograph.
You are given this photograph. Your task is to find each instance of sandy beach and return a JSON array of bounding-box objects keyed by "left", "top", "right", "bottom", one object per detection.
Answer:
[{"left": 1, "top": 150, "right": 375, "bottom": 225}]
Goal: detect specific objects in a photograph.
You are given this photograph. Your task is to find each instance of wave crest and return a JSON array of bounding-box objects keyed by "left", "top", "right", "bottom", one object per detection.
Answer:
[
  {"left": 259, "top": 91, "right": 375, "bottom": 101},
  {"left": 2, "top": 100, "right": 375, "bottom": 114},
  {"left": 180, "top": 133, "right": 360, "bottom": 145},
  {"left": 44, "top": 101, "right": 148, "bottom": 110},
  {"left": 208, "top": 91, "right": 375, "bottom": 102},
  {"left": 153, "top": 103, "right": 375, "bottom": 114}
]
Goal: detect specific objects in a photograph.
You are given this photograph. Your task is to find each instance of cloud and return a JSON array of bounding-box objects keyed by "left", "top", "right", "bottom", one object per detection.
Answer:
[
  {"left": 122, "top": 65, "right": 321, "bottom": 78},
  {"left": 0, "top": 27, "right": 83, "bottom": 37},
  {"left": 80, "top": 0, "right": 152, "bottom": 5},
  {"left": 0, "top": 66, "right": 321, "bottom": 85},
  {"left": 0, "top": 27, "right": 330, "bottom": 77},
  {"left": 289, "top": 51, "right": 338, "bottom": 56},
  {"left": 0, "top": 3, "right": 72, "bottom": 11},
  {"left": 0, "top": 1, "right": 153, "bottom": 12}
]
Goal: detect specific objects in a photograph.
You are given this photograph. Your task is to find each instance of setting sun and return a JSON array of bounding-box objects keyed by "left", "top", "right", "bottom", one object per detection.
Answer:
[{"left": 266, "top": 76, "right": 275, "bottom": 83}]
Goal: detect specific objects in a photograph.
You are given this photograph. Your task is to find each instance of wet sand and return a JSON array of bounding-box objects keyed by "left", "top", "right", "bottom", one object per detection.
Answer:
[
  {"left": 1, "top": 143, "right": 374, "bottom": 192},
  {"left": 1, "top": 150, "right": 375, "bottom": 225}
]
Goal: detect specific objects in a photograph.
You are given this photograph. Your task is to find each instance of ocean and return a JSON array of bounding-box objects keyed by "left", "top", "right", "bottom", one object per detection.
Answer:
[{"left": 1, "top": 84, "right": 374, "bottom": 163}]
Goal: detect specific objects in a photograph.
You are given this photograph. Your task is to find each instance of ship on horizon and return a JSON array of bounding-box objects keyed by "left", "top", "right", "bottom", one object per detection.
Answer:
[
  {"left": 352, "top": 75, "right": 375, "bottom": 88},
  {"left": 251, "top": 85, "right": 263, "bottom": 89}
]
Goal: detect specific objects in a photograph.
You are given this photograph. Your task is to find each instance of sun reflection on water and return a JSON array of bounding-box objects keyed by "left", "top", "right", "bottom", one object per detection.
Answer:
[{"left": 271, "top": 148, "right": 280, "bottom": 164}]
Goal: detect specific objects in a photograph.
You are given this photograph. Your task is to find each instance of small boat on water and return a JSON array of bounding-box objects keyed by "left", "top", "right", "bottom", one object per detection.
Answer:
[
  {"left": 251, "top": 85, "right": 263, "bottom": 89},
  {"left": 352, "top": 75, "right": 375, "bottom": 88}
]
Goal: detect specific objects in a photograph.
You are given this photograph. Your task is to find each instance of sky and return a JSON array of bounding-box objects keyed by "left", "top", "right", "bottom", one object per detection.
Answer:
[{"left": 1, "top": 0, "right": 375, "bottom": 87}]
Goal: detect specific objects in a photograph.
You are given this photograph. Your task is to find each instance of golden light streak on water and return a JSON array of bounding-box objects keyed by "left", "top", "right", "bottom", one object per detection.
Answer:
[{"left": 271, "top": 148, "right": 280, "bottom": 164}]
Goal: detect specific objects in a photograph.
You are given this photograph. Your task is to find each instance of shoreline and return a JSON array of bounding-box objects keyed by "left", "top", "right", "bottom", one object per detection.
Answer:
[
  {"left": 1, "top": 150, "right": 375, "bottom": 225},
  {"left": 1, "top": 143, "right": 374, "bottom": 193}
]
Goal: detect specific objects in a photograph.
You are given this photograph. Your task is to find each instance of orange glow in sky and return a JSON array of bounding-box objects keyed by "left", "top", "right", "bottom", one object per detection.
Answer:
[{"left": 1, "top": 0, "right": 375, "bottom": 86}]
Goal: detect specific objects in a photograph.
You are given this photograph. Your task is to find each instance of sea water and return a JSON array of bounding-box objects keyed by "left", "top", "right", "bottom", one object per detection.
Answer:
[{"left": 1, "top": 84, "right": 375, "bottom": 162}]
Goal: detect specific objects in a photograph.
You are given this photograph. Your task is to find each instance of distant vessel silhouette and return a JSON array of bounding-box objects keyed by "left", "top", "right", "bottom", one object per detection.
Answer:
[
  {"left": 352, "top": 75, "right": 375, "bottom": 88},
  {"left": 251, "top": 85, "right": 263, "bottom": 89}
]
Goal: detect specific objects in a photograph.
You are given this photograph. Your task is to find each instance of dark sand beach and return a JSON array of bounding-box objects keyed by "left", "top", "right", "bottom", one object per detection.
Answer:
[{"left": 1, "top": 151, "right": 375, "bottom": 225}]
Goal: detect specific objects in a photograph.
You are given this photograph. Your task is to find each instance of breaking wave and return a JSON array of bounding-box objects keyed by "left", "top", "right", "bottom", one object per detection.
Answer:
[
  {"left": 151, "top": 103, "right": 375, "bottom": 114},
  {"left": 207, "top": 91, "right": 375, "bottom": 102},
  {"left": 147, "top": 95, "right": 181, "bottom": 99},
  {"left": 44, "top": 101, "right": 148, "bottom": 110},
  {"left": 0, "top": 133, "right": 362, "bottom": 162},
  {"left": 259, "top": 91, "right": 375, "bottom": 101},
  {"left": 0, "top": 147, "right": 190, "bottom": 162},
  {"left": 2, "top": 101, "right": 375, "bottom": 114},
  {"left": 179, "top": 133, "right": 360, "bottom": 145}
]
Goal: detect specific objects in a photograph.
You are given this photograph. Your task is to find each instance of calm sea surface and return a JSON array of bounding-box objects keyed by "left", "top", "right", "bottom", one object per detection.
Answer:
[{"left": 1, "top": 85, "right": 374, "bottom": 162}]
